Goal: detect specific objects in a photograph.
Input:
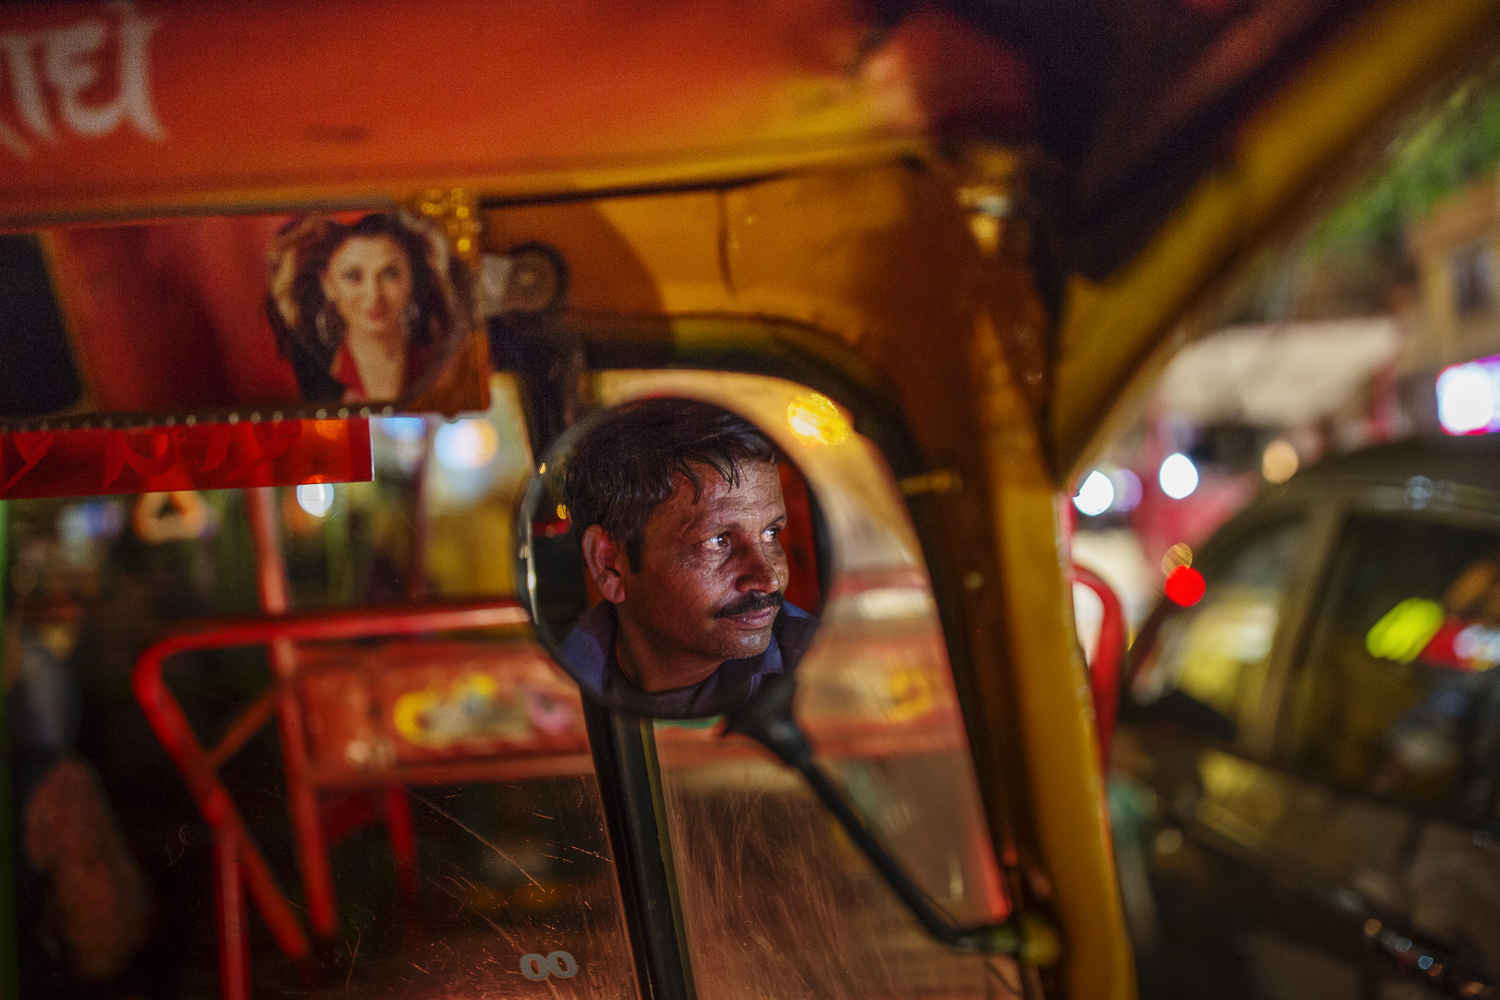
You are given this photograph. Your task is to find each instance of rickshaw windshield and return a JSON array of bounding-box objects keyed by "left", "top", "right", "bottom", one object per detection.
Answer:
[{"left": 1, "top": 205, "right": 1017, "bottom": 997}]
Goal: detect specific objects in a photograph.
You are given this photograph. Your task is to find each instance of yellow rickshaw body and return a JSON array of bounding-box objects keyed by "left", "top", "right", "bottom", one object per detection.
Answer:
[{"left": 2, "top": 2, "right": 1497, "bottom": 996}]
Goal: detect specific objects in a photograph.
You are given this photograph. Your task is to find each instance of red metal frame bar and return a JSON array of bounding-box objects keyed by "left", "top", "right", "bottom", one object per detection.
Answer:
[
  {"left": 202, "top": 689, "right": 278, "bottom": 772},
  {"left": 384, "top": 786, "right": 422, "bottom": 946},
  {"left": 245, "top": 487, "right": 337, "bottom": 937},
  {"left": 138, "top": 601, "right": 528, "bottom": 660},
  {"left": 132, "top": 599, "right": 532, "bottom": 977},
  {"left": 306, "top": 754, "right": 595, "bottom": 789},
  {"left": 1071, "top": 565, "right": 1126, "bottom": 770},
  {"left": 213, "top": 830, "right": 251, "bottom": 1000}
]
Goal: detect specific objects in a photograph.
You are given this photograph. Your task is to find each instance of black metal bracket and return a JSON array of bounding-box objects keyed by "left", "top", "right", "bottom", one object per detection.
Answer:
[{"left": 724, "top": 672, "right": 1061, "bottom": 965}]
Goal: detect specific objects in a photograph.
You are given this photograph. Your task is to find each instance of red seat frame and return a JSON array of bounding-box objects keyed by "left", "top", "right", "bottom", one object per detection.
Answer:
[{"left": 131, "top": 599, "right": 583, "bottom": 999}]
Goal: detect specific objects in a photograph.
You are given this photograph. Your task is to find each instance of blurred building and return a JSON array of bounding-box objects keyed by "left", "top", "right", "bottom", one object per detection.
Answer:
[{"left": 1408, "top": 175, "right": 1500, "bottom": 375}]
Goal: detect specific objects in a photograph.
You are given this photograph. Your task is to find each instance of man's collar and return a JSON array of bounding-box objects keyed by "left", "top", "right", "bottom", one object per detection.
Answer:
[{"left": 556, "top": 601, "right": 801, "bottom": 718}]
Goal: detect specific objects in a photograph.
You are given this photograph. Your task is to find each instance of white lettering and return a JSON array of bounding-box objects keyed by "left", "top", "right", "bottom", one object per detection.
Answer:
[
  {"left": 46, "top": 21, "right": 114, "bottom": 135},
  {"left": 0, "top": 2, "right": 164, "bottom": 158},
  {"left": 2, "top": 33, "right": 50, "bottom": 138},
  {"left": 113, "top": 2, "right": 164, "bottom": 139}
]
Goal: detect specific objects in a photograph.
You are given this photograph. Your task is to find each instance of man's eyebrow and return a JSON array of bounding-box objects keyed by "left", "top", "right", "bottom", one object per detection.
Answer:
[{"left": 680, "top": 507, "right": 785, "bottom": 536}]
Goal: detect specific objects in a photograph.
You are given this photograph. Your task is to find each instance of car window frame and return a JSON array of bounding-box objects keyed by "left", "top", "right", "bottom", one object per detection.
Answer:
[
  {"left": 1270, "top": 489, "right": 1500, "bottom": 832},
  {"left": 1123, "top": 497, "right": 1332, "bottom": 759}
]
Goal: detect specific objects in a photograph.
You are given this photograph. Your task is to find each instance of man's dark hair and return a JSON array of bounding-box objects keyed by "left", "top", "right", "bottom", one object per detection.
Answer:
[{"left": 563, "top": 399, "right": 776, "bottom": 571}]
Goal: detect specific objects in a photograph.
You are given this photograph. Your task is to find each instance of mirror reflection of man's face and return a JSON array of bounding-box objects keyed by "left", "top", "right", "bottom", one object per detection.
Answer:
[{"left": 616, "top": 461, "right": 789, "bottom": 681}]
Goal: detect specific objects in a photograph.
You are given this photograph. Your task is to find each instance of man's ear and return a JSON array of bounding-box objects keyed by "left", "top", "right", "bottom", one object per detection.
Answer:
[{"left": 581, "top": 525, "right": 628, "bottom": 604}]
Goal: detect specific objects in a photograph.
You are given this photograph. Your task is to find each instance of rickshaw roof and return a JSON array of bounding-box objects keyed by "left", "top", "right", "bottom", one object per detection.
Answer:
[
  {"left": 0, "top": 0, "right": 1492, "bottom": 469},
  {"left": 0, "top": 0, "right": 1379, "bottom": 258}
]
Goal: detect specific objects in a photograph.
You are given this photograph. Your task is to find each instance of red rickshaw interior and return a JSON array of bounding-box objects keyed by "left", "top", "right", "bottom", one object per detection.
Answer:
[{"left": 8, "top": 347, "right": 1011, "bottom": 998}]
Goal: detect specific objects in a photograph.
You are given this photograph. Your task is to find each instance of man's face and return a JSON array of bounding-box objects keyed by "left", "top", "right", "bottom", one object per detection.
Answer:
[{"left": 617, "top": 460, "right": 789, "bottom": 673}]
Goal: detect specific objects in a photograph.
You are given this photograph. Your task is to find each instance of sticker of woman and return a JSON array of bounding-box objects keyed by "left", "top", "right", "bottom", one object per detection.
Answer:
[{"left": 266, "top": 211, "right": 470, "bottom": 404}]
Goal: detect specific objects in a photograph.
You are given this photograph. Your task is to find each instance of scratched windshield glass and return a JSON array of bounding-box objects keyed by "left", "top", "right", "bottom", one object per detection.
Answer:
[{"left": 8, "top": 375, "right": 639, "bottom": 998}]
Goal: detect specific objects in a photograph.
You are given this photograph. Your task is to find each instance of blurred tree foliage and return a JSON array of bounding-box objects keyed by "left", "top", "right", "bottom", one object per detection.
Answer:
[
  {"left": 1216, "top": 66, "right": 1500, "bottom": 325},
  {"left": 1312, "top": 68, "right": 1500, "bottom": 258}
]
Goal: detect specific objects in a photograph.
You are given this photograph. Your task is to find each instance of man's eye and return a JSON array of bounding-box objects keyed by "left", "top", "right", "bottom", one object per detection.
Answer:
[
  {"left": 705, "top": 534, "right": 729, "bottom": 549},
  {"left": 762, "top": 526, "right": 782, "bottom": 541}
]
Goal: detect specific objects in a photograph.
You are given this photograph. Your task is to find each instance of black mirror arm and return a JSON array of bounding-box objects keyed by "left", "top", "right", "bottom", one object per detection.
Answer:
[{"left": 724, "top": 674, "right": 1061, "bottom": 966}]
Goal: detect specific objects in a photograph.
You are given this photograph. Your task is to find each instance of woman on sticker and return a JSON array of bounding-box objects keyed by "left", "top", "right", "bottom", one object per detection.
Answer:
[{"left": 266, "top": 211, "right": 468, "bottom": 404}]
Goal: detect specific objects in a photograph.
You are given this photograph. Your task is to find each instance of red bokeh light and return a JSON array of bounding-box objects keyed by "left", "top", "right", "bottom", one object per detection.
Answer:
[{"left": 1164, "top": 565, "right": 1206, "bottom": 607}]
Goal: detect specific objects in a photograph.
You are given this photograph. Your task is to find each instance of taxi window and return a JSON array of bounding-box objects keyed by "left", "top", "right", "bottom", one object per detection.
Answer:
[
  {"left": 6, "top": 374, "right": 640, "bottom": 998},
  {"left": 586, "top": 371, "right": 1022, "bottom": 999},
  {"left": 1130, "top": 519, "right": 1304, "bottom": 742},
  {"left": 1282, "top": 513, "right": 1500, "bottom": 819}
]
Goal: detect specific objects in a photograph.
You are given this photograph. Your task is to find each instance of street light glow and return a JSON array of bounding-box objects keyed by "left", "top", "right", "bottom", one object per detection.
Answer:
[
  {"left": 1073, "top": 470, "right": 1115, "bottom": 516},
  {"left": 434, "top": 419, "right": 500, "bottom": 469},
  {"left": 1112, "top": 468, "right": 1143, "bottom": 512},
  {"left": 1437, "top": 362, "right": 1495, "bottom": 434},
  {"left": 296, "top": 483, "right": 333, "bottom": 518},
  {"left": 1159, "top": 453, "right": 1198, "bottom": 500}
]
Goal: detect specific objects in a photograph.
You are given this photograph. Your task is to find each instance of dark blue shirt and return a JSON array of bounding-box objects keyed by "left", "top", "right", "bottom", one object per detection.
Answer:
[{"left": 557, "top": 601, "right": 818, "bottom": 718}]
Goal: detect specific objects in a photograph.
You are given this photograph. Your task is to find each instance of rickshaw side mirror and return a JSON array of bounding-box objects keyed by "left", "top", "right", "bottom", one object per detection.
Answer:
[
  {"left": 517, "top": 398, "right": 819, "bottom": 721},
  {"left": 1071, "top": 565, "right": 1127, "bottom": 770}
]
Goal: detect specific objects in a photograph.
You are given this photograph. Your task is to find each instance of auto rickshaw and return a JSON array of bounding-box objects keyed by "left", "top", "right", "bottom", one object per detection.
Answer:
[{"left": 0, "top": 2, "right": 1495, "bottom": 999}]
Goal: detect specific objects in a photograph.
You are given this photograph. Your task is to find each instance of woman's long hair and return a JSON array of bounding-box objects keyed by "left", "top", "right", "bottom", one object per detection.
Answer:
[{"left": 266, "top": 211, "right": 470, "bottom": 400}]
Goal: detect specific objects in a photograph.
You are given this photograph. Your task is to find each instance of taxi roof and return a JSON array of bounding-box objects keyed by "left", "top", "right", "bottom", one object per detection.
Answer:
[{"left": 1294, "top": 433, "right": 1500, "bottom": 496}]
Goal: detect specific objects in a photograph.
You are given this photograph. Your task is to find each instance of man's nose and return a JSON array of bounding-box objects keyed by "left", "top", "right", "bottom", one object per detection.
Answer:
[{"left": 735, "top": 541, "right": 783, "bottom": 594}]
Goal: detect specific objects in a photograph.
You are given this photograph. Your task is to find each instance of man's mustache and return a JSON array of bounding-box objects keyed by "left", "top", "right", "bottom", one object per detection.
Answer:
[{"left": 714, "top": 591, "right": 785, "bottom": 619}]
